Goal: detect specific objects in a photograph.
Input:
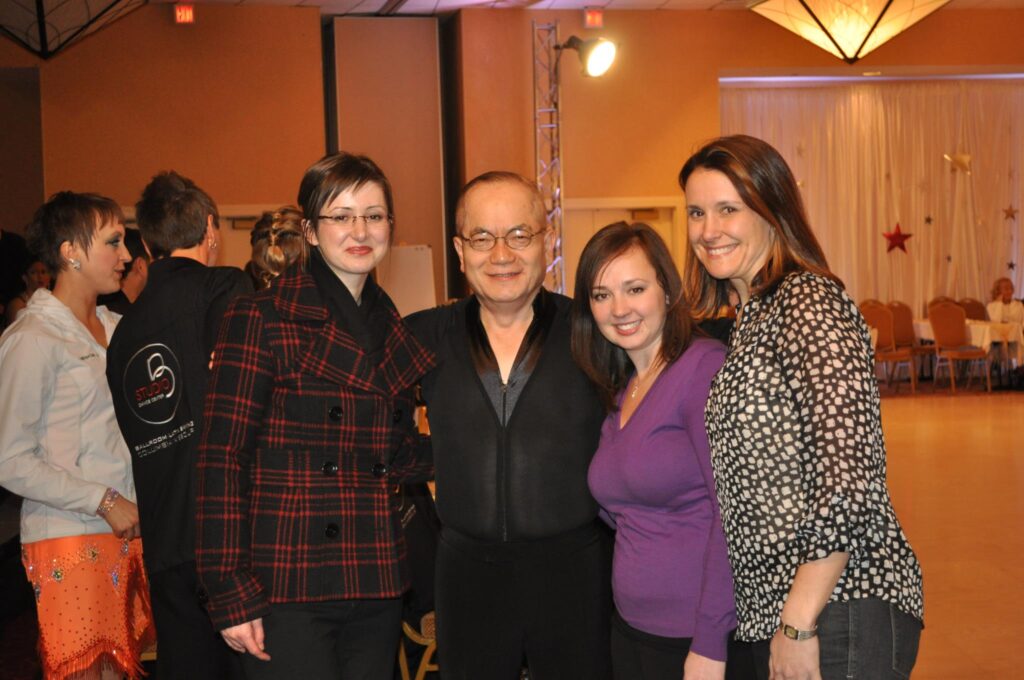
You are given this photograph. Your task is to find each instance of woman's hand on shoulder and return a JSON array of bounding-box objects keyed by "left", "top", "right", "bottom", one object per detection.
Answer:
[
  {"left": 102, "top": 495, "right": 141, "bottom": 540},
  {"left": 683, "top": 650, "right": 726, "bottom": 680},
  {"left": 768, "top": 629, "right": 822, "bottom": 680}
]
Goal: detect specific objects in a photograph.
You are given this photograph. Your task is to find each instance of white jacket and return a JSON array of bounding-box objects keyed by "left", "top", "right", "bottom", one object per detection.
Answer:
[{"left": 0, "top": 289, "right": 136, "bottom": 543}]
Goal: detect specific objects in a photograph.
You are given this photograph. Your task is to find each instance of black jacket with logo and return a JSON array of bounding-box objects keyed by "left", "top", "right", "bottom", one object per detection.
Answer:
[{"left": 106, "top": 257, "right": 252, "bottom": 573}]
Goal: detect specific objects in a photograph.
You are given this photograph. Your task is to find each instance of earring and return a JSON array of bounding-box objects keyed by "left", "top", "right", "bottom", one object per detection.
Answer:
[
  {"left": 68, "top": 259, "right": 81, "bottom": 271},
  {"left": 665, "top": 294, "right": 671, "bottom": 305}
]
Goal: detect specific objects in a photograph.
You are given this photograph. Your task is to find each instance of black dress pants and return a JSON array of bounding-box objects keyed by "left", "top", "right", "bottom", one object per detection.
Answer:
[
  {"left": 239, "top": 598, "right": 404, "bottom": 680},
  {"left": 148, "top": 561, "right": 243, "bottom": 680},
  {"left": 435, "top": 523, "right": 612, "bottom": 680}
]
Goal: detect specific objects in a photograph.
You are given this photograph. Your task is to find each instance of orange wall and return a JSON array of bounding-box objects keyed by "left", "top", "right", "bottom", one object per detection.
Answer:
[
  {"left": 457, "top": 9, "right": 1024, "bottom": 199},
  {"left": 0, "top": 4, "right": 325, "bottom": 266},
  {"left": 0, "top": 68, "right": 44, "bottom": 233},
  {"left": 334, "top": 17, "right": 447, "bottom": 301}
]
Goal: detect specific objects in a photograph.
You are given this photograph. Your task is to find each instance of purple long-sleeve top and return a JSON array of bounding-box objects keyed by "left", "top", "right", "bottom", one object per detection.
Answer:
[{"left": 588, "top": 337, "right": 736, "bottom": 662}]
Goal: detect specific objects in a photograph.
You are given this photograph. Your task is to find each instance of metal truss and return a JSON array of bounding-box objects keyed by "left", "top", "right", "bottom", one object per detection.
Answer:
[{"left": 532, "top": 21, "right": 565, "bottom": 294}]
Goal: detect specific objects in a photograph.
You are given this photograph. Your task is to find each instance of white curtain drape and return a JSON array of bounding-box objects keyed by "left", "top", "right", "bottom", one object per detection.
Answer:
[{"left": 720, "top": 79, "right": 1024, "bottom": 315}]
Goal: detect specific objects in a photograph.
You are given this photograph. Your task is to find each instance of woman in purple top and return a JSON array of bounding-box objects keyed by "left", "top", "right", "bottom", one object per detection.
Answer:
[{"left": 571, "top": 222, "right": 736, "bottom": 680}]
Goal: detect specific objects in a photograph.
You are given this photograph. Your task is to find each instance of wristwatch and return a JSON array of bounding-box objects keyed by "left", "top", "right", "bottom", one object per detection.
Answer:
[{"left": 779, "top": 622, "right": 818, "bottom": 641}]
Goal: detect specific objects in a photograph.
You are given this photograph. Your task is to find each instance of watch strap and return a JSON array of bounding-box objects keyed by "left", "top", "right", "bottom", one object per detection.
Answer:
[{"left": 779, "top": 622, "right": 818, "bottom": 641}]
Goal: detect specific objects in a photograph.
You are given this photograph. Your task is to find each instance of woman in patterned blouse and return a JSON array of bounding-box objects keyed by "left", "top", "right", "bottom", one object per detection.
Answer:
[{"left": 679, "top": 135, "right": 924, "bottom": 680}]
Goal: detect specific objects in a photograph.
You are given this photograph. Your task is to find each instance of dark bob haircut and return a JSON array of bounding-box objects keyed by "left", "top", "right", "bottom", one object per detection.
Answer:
[
  {"left": 570, "top": 221, "right": 693, "bottom": 412},
  {"left": 678, "top": 134, "right": 839, "bottom": 319},
  {"left": 135, "top": 171, "right": 219, "bottom": 259},
  {"left": 297, "top": 153, "right": 394, "bottom": 235},
  {"left": 26, "top": 191, "right": 124, "bottom": 276}
]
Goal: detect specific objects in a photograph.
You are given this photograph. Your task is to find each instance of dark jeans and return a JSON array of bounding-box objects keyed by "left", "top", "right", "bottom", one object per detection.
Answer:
[
  {"left": 738, "top": 598, "right": 922, "bottom": 680},
  {"left": 239, "top": 598, "right": 403, "bottom": 680},
  {"left": 148, "top": 561, "right": 243, "bottom": 680},
  {"left": 435, "top": 523, "right": 612, "bottom": 680}
]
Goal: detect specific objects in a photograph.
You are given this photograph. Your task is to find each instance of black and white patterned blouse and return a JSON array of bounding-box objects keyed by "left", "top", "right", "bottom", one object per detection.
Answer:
[{"left": 705, "top": 271, "right": 924, "bottom": 642}]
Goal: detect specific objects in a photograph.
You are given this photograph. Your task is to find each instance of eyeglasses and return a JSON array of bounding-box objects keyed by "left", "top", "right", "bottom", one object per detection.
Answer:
[
  {"left": 456, "top": 227, "right": 546, "bottom": 252},
  {"left": 316, "top": 213, "right": 391, "bottom": 228}
]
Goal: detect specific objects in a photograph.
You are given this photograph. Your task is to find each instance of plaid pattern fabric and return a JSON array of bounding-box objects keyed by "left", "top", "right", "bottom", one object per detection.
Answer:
[{"left": 195, "top": 267, "right": 436, "bottom": 629}]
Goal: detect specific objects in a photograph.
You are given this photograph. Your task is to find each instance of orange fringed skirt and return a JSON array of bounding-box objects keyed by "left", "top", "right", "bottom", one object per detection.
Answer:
[{"left": 21, "top": 534, "right": 156, "bottom": 680}]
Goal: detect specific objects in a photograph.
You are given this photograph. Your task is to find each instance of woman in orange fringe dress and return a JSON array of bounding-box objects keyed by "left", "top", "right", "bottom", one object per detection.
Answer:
[{"left": 0, "top": 191, "right": 155, "bottom": 680}]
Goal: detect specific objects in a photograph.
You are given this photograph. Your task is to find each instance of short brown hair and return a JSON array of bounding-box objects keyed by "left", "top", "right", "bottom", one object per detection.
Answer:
[
  {"left": 991, "top": 277, "right": 1014, "bottom": 301},
  {"left": 454, "top": 171, "right": 547, "bottom": 234},
  {"left": 570, "top": 221, "right": 693, "bottom": 412},
  {"left": 27, "top": 191, "right": 124, "bottom": 276},
  {"left": 298, "top": 153, "right": 394, "bottom": 235},
  {"left": 678, "top": 135, "right": 839, "bottom": 318},
  {"left": 135, "top": 171, "right": 219, "bottom": 259}
]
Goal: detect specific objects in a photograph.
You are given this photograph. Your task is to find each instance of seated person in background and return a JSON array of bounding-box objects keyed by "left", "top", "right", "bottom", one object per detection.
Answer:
[
  {"left": 4, "top": 257, "right": 52, "bottom": 324},
  {"left": 987, "top": 277, "right": 1024, "bottom": 324},
  {"left": 97, "top": 228, "right": 149, "bottom": 315},
  {"left": 247, "top": 206, "right": 306, "bottom": 289},
  {"left": 105, "top": 171, "right": 251, "bottom": 680}
]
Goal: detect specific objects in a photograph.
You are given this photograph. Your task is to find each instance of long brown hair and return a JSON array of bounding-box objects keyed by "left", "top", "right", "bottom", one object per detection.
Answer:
[
  {"left": 678, "top": 135, "right": 839, "bottom": 318},
  {"left": 570, "top": 222, "right": 693, "bottom": 412}
]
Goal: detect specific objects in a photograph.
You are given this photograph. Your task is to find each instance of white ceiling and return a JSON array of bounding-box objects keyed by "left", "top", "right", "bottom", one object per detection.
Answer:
[
  {"left": 3, "top": 0, "right": 1022, "bottom": 59},
  {"left": 147, "top": 0, "right": 1024, "bottom": 13}
]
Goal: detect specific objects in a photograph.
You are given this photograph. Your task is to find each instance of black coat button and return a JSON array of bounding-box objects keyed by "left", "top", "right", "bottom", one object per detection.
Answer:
[
  {"left": 392, "top": 408, "right": 403, "bottom": 423},
  {"left": 325, "top": 523, "right": 340, "bottom": 538},
  {"left": 196, "top": 588, "right": 209, "bottom": 605},
  {"left": 372, "top": 463, "right": 389, "bottom": 478},
  {"left": 328, "top": 406, "right": 343, "bottom": 421},
  {"left": 321, "top": 461, "right": 338, "bottom": 475}
]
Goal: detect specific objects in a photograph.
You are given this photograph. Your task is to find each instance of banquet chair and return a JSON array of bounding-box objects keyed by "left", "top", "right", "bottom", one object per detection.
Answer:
[
  {"left": 928, "top": 301, "right": 991, "bottom": 393},
  {"left": 859, "top": 301, "right": 917, "bottom": 393},
  {"left": 925, "top": 296, "right": 955, "bottom": 317},
  {"left": 398, "top": 611, "right": 439, "bottom": 680},
  {"left": 888, "top": 300, "right": 935, "bottom": 377},
  {"left": 958, "top": 297, "right": 988, "bottom": 320}
]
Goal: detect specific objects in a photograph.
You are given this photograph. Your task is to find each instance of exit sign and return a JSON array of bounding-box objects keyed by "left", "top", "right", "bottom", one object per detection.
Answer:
[
  {"left": 584, "top": 8, "right": 604, "bottom": 28},
  {"left": 175, "top": 4, "right": 195, "bottom": 24}
]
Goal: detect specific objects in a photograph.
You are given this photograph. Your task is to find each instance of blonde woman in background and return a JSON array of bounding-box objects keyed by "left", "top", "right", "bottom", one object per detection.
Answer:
[
  {"left": 987, "top": 277, "right": 1024, "bottom": 323},
  {"left": 247, "top": 206, "right": 307, "bottom": 288}
]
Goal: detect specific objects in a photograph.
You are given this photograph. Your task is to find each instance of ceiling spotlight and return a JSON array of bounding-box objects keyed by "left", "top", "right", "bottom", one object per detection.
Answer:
[{"left": 560, "top": 35, "right": 617, "bottom": 77}]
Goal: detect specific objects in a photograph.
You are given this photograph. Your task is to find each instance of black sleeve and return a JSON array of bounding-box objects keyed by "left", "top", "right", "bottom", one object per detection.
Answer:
[{"left": 203, "top": 268, "right": 255, "bottom": 355}]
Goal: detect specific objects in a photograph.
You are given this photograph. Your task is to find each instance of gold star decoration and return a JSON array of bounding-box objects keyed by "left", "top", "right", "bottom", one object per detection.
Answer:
[
  {"left": 1005, "top": 205, "right": 1019, "bottom": 221},
  {"left": 944, "top": 152, "right": 972, "bottom": 174}
]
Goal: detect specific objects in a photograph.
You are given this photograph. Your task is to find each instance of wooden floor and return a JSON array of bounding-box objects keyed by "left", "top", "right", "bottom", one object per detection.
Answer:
[{"left": 882, "top": 387, "right": 1024, "bottom": 680}]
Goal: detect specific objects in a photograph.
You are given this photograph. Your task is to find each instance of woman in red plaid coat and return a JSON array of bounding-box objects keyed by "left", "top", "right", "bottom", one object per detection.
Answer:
[{"left": 196, "top": 153, "right": 436, "bottom": 679}]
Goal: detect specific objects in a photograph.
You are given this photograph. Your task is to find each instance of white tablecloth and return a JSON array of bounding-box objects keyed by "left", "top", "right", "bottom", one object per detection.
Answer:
[{"left": 913, "top": 319, "right": 1023, "bottom": 364}]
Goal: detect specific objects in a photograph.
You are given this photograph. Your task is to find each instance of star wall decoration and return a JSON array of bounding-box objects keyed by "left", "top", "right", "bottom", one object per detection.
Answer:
[
  {"left": 1010, "top": 262, "right": 1017, "bottom": 271},
  {"left": 924, "top": 215, "right": 933, "bottom": 225},
  {"left": 883, "top": 223, "right": 913, "bottom": 253},
  {"left": 1005, "top": 205, "right": 1019, "bottom": 221},
  {"left": 946, "top": 255, "right": 953, "bottom": 263},
  {"left": 943, "top": 152, "right": 972, "bottom": 174}
]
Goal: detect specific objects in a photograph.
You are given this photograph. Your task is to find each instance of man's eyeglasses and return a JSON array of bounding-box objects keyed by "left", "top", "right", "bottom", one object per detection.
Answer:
[
  {"left": 316, "top": 213, "right": 391, "bottom": 228},
  {"left": 456, "top": 227, "right": 546, "bottom": 252}
]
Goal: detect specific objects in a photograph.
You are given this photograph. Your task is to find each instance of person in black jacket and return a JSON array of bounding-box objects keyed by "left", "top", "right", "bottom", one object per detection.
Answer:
[
  {"left": 105, "top": 171, "right": 251, "bottom": 680},
  {"left": 405, "top": 171, "right": 611, "bottom": 680}
]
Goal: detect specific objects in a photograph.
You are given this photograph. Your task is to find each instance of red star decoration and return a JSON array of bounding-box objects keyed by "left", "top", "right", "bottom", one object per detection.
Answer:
[{"left": 883, "top": 223, "right": 913, "bottom": 253}]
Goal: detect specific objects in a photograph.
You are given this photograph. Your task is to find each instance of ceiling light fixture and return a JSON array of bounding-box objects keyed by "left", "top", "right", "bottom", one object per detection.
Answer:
[{"left": 748, "top": 0, "right": 950, "bottom": 64}]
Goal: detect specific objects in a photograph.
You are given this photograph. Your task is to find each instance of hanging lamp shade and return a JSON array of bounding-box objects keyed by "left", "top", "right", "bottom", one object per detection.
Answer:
[
  {"left": 748, "top": 0, "right": 951, "bottom": 64},
  {"left": 0, "top": 0, "right": 143, "bottom": 59}
]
